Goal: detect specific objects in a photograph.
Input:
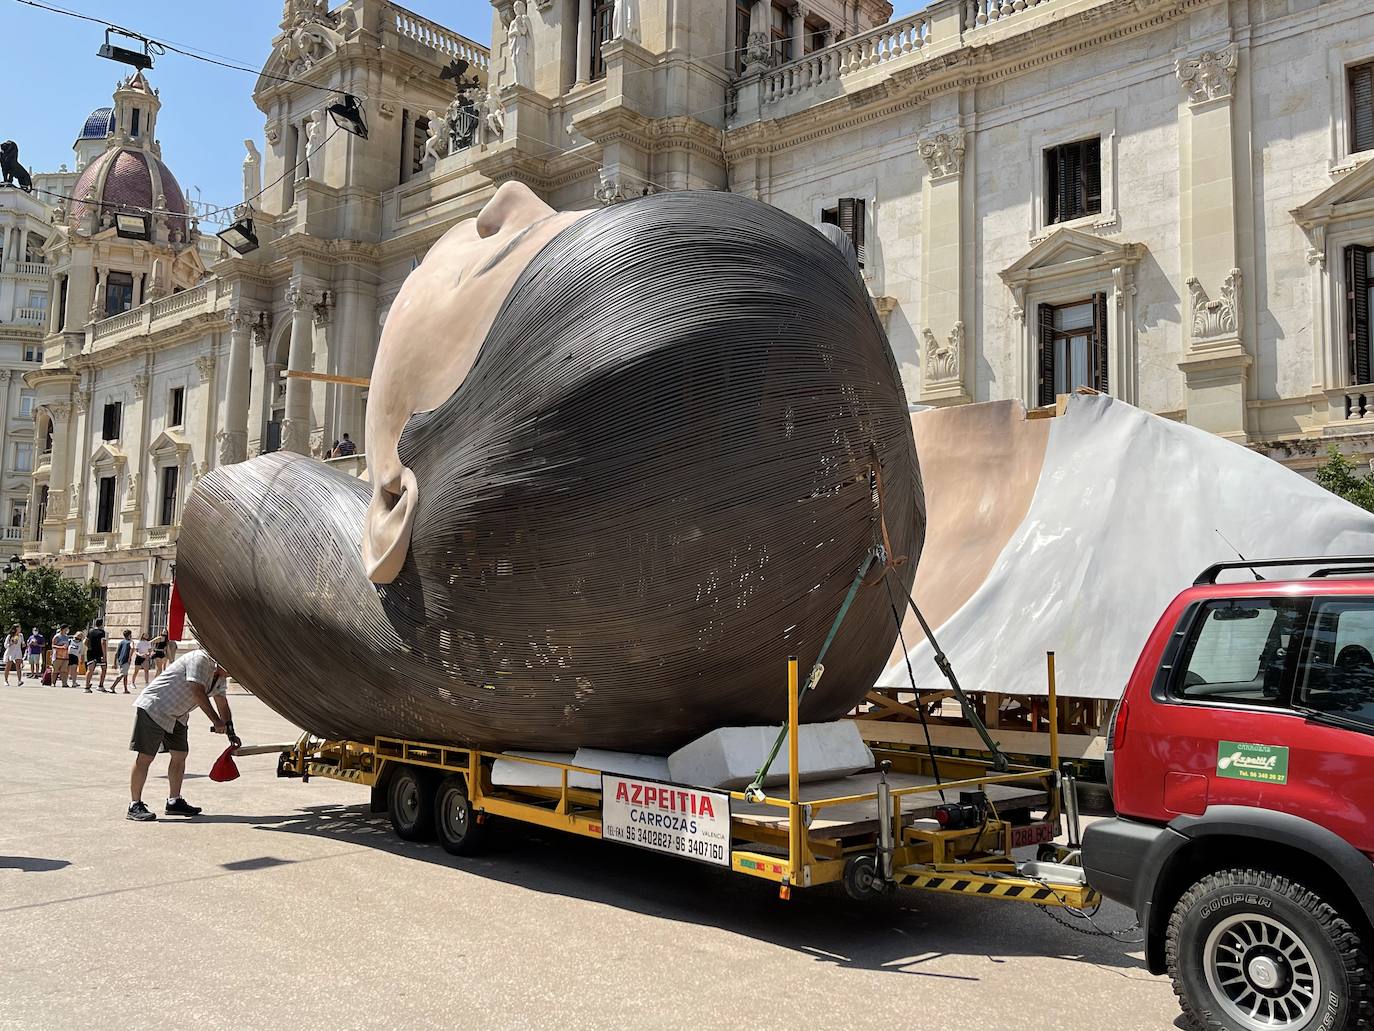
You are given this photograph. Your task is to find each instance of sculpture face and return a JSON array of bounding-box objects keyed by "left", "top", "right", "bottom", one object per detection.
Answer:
[{"left": 180, "top": 187, "right": 923, "bottom": 753}]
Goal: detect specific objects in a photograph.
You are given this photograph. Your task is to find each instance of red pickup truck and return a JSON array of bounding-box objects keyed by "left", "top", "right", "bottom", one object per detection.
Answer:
[{"left": 1081, "top": 557, "right": 1374, "bottom": 1031}]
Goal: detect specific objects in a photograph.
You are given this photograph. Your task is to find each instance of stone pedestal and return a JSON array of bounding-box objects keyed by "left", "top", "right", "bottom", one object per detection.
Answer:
[
  {"left": 1178, "top": 337, "right": 1251, "bottom": 441},
  {"left": 917, "top": 129, "right": 971, "bottom": 406}
]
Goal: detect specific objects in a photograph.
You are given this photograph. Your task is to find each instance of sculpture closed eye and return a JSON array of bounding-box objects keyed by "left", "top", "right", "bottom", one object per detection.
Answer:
[{"left": 179, "top": 188, "right": 924, "bottom": 753}]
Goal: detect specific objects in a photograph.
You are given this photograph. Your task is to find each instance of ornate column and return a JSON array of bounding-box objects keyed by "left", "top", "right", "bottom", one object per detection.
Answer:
[
  {"left": 43, "top": 401, "right": 74, "bottom": 554},
  {"left": 1175, "top": 45, "right": 1249, "bottom": 441},
  {"left": 576, "top": 0, "right": 593, "bottom": 84},
  {"left": 916, "top": 129, "right": 971, "bottom": 406},
  {"left": 195, "top": 352, "right": 218, "bottom": 478},
  {"left": 282, "top": 283, "right": 320, "bottom": 455},
  {"left": 219, "top": 309, "right": 255, "bottom": 464},
  {"left": 791, "top": 4, "right": 807, "bottom": 58}
]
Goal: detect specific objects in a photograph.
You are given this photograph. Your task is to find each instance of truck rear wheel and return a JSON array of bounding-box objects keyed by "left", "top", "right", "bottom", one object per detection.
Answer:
[
  {"left": 434, "top": 775, "right": 485, "bottom": 856},
  {"left": 1165, "top": 868, "right": 1372, "bottom": 1031},
  {"left": 387, "top": 765, "right": 435, "bottom": 842}
]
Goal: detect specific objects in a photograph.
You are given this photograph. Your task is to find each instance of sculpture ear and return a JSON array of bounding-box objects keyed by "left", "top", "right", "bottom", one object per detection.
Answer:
[{"left": 362, "top": 466, "right": 418, "bottom": 584}]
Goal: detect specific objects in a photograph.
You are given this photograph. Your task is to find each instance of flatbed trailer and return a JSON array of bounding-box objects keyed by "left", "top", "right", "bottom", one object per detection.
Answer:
[{"left": 273, "top": 659, "right": 1100, "bottom": 909}]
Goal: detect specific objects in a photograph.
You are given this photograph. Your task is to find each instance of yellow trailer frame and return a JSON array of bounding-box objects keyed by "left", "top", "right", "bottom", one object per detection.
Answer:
[{"left": 279, "top": 658, "right": 1098, "bottom": 910}]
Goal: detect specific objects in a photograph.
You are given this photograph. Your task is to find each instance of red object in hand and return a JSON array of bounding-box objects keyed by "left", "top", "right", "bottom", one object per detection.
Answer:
[{"left": 209, "top": 745, "right": 240, "bottom": 783}]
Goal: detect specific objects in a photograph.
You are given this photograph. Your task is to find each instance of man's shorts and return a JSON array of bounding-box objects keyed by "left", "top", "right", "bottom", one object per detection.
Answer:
[
  {"left": 129, "top": 708, "right": 189, "bottom": 756},
  {"left": 118, "top": 662, "right": 130, "bottom": 676},
  {"left": 88, "top": 653, "right": 106, "bottom": 667}
]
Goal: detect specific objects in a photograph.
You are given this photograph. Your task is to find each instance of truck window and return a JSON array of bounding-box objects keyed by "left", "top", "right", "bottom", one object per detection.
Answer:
[
  {"left": 1172, "top": 598, "right": 1306, "bottom": 706},
  {"left": 1297, "top": 598, "right": 1374, "bottom": 731}
]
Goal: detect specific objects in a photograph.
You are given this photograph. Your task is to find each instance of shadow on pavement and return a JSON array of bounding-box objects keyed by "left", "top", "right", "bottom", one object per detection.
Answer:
[
  {"left": 0, "top": 856, "right": 73, "bottom": 873},
  {"left": 177, "top": 802, "right": 1151, "bottom": 979}
]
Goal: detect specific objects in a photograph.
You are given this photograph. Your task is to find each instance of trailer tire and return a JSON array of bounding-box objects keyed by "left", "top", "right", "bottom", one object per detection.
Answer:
[
  {"left": 843, "top": 855, "right": 894, "bottom": 902},
  {"left": 387, "top": 765, "right": 435, "bottom": 842},
  {"left": 434, "top": 775, "right": 485, "bottom": 856}
]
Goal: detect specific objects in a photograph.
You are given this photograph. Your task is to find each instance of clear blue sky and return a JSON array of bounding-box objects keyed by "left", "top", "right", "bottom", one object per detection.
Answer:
[
  {"left": 6, "top": 0, "right": 494, "bottom": 217},
  {"left": 7, "top": 0, "right": 923, "bottom": 219}
]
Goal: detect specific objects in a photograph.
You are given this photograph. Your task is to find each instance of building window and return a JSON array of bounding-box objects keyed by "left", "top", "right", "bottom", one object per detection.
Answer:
[
  {"left": 93, "top": 585, "right": 108, "bottom": 624},
  {"left": 101, "top": 401, "right": 123, "bottom": 442},
  {"left": 821, "top": 198, "right": 866, "bottom": 268},
  {"left": 770, "top": 2, "right": 793, "bottom": 64},
  {"left": 13, "top": 442, "right": 32, "bottom": 473},
  {"left": 10, "top": 501, "right": 25, "bottom": 529},
  {"left": 37, "top": 485, "right": 48, "bottom": 527},
  {"left": 130, "top": 107, "right": 141, "bottom": 138},
  {"left": 169, "top": 386, "right": 185, "bottom": 428},
  {"left": 409, "top": 111, "right": 428, "bottom": 177},
  {"left": 1036, "top": 295, "right": 1108, "bottom": 405},
  {"left": 95, "top": 475, "right": 116, "bottom": 534},
  {"left": 1044, "top": 137, "right": 1102, "bottom": 226},
  {"left": 104, "top": 271, "right": 134, "bottom": 317},
  {"left": 42, "top": 419, "right": 53, "bottom": 454},
  {"left": 1351, "top": 62, "right": 1374, "bottom": 154},
  {"left": 159, "top": 465, "right": 179, "bottom": 526},
  {"left": 148, "top": 583, "right": 171, "bottom": 636},
  {"left": 57, "top": 275, "right": 67, "bottom": 331},
  {"left": 18, "top": 392, "right": 35, "bottom": 417},
  {"left": 24, "top": 345, "right": 42, "bottom": 362},
  {"left": 28, "top": 291, "right": 46, "bottom": 309},
  {"left": 735, "top": 0, "right": 752, "bottom": 73},
  {"left": 804, "top": 17, "right": 829, "bottom": 53},
  {"left": 590, "top": 0, "right": 615, "bottom": 81},
  {"left": 1348, "top": 245, "right": 1373, "bottom": 385}
]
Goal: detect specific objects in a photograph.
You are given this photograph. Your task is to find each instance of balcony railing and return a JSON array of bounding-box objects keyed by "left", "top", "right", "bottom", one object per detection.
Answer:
[
  {"left": 388, "top": 4, "right": 490, "bottom": 75},
  {"left": 89, "top": 281, "right": 220, "bottom": 345},
  {"left": 760, "top": 10, "right": 932, "bottom": 105},
  {"left": 14, "top": 307, "right": 45, "bottom": 323},
  {"left": 15, "top": 262, "right": 46, "bottom": 276},
  {"left": 1, "top": 527, "right": 22, "bottom": 542}
]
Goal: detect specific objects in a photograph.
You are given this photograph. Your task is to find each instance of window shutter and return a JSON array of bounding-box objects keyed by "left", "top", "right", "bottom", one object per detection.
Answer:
[
  {"left": 1037, "top": 304, "right": 1056, "bottom": 406},
  {"left": 1084, "top": 138, "right": 1102, "bottom": 215},
  {"left": 1349, "top": 245, "right": 1372, "bottom": 385},
  {"left": 1352, "top": 63, "right": 1374, "bottom": 154},
  {"left": 101, "top": 403, "right": 114, "bottom": 441},
  {"left": 1045, "top": 150, "right": 1059, "bottom": 225},
  {"left": 1094, "top": 291, "right": 1109, "bottom": 394},
  {"left": 838, "top": 198, "right": 865, "bottom": 267}
]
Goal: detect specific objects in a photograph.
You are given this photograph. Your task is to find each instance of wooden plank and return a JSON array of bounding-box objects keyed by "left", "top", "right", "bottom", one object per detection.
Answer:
[
  {"left": 285, "top": 370, "right": 371, "bottom": 387},
  {"left": 853, "top": 718, "right": 1106, "bottom": 761}
]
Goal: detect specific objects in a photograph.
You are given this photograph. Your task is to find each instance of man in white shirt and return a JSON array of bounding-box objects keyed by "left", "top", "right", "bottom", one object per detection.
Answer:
[{"left": 127, "top": 649, "right": 239, "bottom": 821}]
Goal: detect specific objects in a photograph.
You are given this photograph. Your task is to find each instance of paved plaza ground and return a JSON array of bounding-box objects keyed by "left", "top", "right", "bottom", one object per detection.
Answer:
[{"left": 2, "top": 685, "right": 1179, "bottom": 1030}]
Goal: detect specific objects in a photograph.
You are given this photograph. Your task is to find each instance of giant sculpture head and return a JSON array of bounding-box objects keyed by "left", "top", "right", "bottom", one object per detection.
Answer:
[{"left": 180, "top": 184, "right": 923, "bottom": 752}]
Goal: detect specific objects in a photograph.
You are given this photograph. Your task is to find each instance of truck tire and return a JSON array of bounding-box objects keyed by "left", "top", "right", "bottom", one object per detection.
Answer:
[
  {"left": 387, "top": 765, "right": 435, "bottom": 842},
  {"left": 1165, "top": 867, "right": 1372, "bottom": 1031},
  {"left": 434, "top": 774, "right": 486, "bottom": 856}
]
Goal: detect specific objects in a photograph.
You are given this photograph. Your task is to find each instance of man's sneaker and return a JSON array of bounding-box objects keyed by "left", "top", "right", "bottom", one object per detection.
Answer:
[
  {"left": 127, "top": 801, "right": 156, "bottom": 822},
  {"left": 164, "top": 798, "right": 202, "bottom": 817}
]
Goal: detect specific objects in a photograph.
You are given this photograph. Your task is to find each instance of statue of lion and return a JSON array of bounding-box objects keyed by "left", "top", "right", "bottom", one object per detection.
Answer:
[{"left": 1, "top": 141, "right": 33, "bottom": 192}]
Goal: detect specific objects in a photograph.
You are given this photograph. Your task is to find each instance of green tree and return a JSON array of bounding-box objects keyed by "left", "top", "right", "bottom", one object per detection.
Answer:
[
  {"left": 0, "top": 565, "right": 101, "bottom": 643},
  {"left": 1315, "top": 444, "right": 1374, "bottom": 513}
]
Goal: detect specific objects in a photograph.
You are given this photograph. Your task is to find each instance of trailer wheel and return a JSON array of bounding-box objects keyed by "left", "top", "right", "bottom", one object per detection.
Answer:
[
  {"left": 387, "top": 765, "right": 435, "bottom": 842},
  {"left": 434, "top": 775, "right": 486, "bottom": 856},
  {"left": 843, "top": 855, "right": 894, "bottom": 901}
]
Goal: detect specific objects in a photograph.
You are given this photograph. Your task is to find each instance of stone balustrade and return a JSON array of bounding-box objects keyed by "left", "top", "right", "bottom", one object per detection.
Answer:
[
  {"left": 15, "top": 262, "right": 47, "bottom": 276},
  {"left": 1343, "top": 391, "right": 1374, "bottom": 422},
  {"left": 89, "top": 280, "right": 221, "bottom": 346},
  {"left": 1, "top": 527, "right": 22, "bottom": 543},
  {"left": 762, "top": 12, "right": 931, "bottom": 105},
  {"left": 965, "top": 0, "right": 1052, "bottom": 30},
  {"left": 388, "top": 4, "right": 490, "bottom": 74},
  {"left": 14, "top": 307, "right": 45, "bottom": 323}
]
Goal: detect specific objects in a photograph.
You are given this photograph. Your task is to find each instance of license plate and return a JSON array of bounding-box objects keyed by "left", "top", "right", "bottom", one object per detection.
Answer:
[{"left": 1010, "top": 821, "right": 1056, "bottom": 849}]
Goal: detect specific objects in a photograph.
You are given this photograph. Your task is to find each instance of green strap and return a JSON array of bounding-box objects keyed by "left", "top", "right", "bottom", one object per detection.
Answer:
[{"left": 745, "top": 545, "right": 884, "bottom": 797}]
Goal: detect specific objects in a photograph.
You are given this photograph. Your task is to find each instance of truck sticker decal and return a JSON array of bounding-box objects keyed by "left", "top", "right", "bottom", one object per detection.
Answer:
[{"left": 1216, "top": 741, "right": 1289, "bottom": 784}]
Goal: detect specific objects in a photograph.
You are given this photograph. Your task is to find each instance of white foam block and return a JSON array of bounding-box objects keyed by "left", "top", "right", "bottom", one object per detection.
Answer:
[
  {"left": 491, "top": 751, "right": 600, "bottom": 790},
  {"left": 667, "top": 721, "right": 874, "bottom": 791},
  {"left": 572, "top": 748, "right": 671, "bottom": 782}
]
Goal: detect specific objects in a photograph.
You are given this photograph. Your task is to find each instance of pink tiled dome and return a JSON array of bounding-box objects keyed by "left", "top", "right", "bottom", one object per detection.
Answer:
[{"left": 69, "top": 146, "right": 189, "bottom": 232}]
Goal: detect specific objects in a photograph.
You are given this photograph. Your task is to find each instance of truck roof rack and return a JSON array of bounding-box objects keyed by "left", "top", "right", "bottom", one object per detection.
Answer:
[{"left": 1194, "top": 556, "right": 1374, "bottom": 585}]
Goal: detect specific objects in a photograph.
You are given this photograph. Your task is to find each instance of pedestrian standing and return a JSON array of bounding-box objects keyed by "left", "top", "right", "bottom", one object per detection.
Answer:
[
  {"left": 127, "top": 649, "right": 239, "bottom": 822},
  {"left": 133, "top": 632, "right": 152, "bottom": 687},
  {"left": 52, "top": 625, "right": 74, "bottom": 689},
  {"left": 151, "top": 631, "right": 169, "bottom": 677},
  {"left": 334, "top": 432, "right": 357, "bottom": 457},
  {"left": 3, "top": 624, "right": 23, "bottom": 685},
  {"left": 84, "top": 619, "right": 109, "bottom": 693},
  {"left": 109, "top": 630, "right": 134, "bottom": 694},
  {"left": 25, "top": 627, "right": 44, "bottom": 679}
]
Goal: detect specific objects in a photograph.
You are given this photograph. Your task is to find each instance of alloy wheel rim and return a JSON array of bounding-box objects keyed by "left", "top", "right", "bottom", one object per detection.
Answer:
[{"left": 1203, "top": 913, "right": 1320, "bottom": 1030}]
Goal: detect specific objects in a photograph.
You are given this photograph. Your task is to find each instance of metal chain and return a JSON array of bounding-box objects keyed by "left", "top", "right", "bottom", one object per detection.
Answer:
[{"left": 1035, "top": 893, "right": 1145, "bottom": 943}]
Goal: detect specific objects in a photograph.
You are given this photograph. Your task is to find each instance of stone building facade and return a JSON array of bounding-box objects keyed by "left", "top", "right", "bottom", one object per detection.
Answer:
[{"left": 23, "top": 0, "right": 1374, "bottom": 633}]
